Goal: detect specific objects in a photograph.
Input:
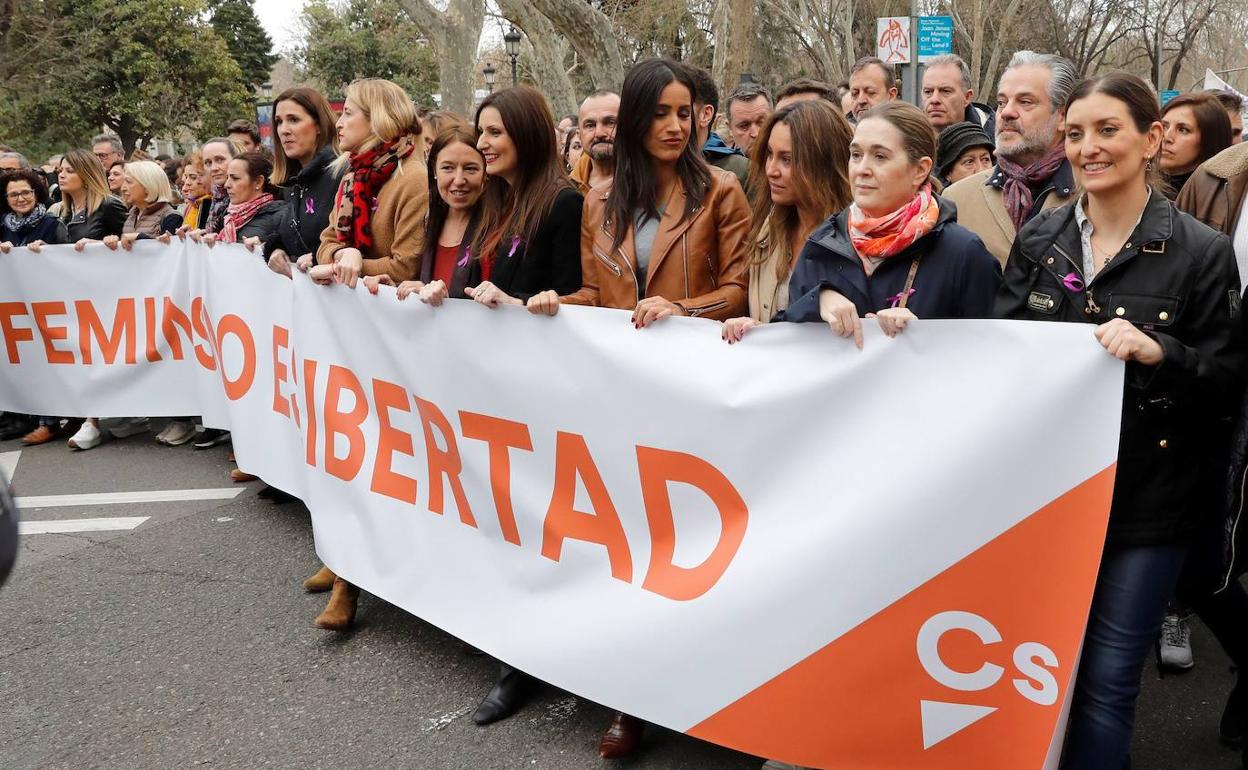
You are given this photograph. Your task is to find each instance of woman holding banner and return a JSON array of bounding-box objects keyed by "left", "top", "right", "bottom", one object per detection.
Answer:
[
  {"left": 54, "top": 149, "right": 126, "bottom": 243},
  {"left": 308, "top": 78, "right": 428, "bottom": 632},
  {"left": 525, "top": 57, "right": 750, "bottom": 760},
  {"left": 312, "top": 78, "right": 428, "bottom": 291},
  {"left": 742, "top": 99, "right": 853, "bottom": 323},
  {"left": 414, "top": 86, "right": 583, "bottom": 730},
  {"left": 722, "top": 101, "right": 1000, "bottom": 347},
  {"left": 996, "top": 72, "right": 1243, "bottom": 770},
  {"left": 254, "top": 87, "right": 341, "bottom": 279}
]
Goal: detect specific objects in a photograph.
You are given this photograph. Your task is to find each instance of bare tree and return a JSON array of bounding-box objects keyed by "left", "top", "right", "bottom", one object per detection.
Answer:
[
  {"left": 399, "top": 0, "right": 486, "bottom": 115},
  {"left": 523, "top": 0, "right": 627, "bottom": 89},
  {"left": 495, "top": 0, "right": 578, "bottom": 115},
  {"left": 711, "top": 0, "right": 755, "bottom": 103}
]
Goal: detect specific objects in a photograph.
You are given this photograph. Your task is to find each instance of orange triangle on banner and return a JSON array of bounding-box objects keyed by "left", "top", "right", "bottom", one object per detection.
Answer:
[{"left": 688, "top": 465, "right": 1116, "bottom": 769}]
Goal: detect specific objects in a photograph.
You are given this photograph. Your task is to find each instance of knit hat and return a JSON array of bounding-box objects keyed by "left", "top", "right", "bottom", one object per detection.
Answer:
[{"left": 937, "top": 122, "right": 995, "bottom": 181}]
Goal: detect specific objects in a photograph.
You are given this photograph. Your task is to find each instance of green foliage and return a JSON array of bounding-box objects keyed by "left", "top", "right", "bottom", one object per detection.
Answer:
[
  {"left": 0, "top": 0, "right": 253, "bottom": 155},
  {"left": 295, "top": 0, "right": 439, "bottom": 107},
  {"left": 209, "top": 0, "right": 279, "bottom": 90}
]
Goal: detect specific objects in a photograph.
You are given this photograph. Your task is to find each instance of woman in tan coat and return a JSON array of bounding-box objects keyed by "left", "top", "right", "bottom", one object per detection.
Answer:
[
  {"left": 740, "top": 99, "right": 852, "bottom": 324},
  {"left": 309, "top": 78, "right": 428, "bottom": 631},
  {"left": 311, "top": 78, "right": 428, "bottom": 290}
]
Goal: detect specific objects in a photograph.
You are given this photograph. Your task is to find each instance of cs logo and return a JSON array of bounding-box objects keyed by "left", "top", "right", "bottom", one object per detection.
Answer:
[{"left": 915, "top": 611, "right": 1060, "bottom": 749}]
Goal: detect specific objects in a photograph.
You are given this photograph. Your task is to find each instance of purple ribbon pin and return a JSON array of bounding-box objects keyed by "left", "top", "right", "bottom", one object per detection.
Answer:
[
  {"left": 1061, "top": 272, "right": 1085, "bottom": 292},
  {"left": 305, "top": 198, "right": 315, "bottom": 215},
  {"left": 457, "top": 247, "right": 472, "bottom": 268},
  {"left": 506, "top": 235, "right": 522, "bottom": 260},
  {"left": 888, "top": 288, "right": 916, "bottom": 308}
]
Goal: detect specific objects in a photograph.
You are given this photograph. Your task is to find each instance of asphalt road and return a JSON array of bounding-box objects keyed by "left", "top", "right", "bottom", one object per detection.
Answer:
[{"left": 0, "top": 424, "right": 1242, "bottom": 770}]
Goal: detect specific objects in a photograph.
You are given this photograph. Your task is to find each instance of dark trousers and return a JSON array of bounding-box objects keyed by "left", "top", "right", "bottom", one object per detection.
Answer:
[{"left": 1062, "top": 543, "right": 1188, "bottom": 770}]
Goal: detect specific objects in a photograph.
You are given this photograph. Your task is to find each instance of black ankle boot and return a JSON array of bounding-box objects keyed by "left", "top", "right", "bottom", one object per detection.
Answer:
[{"left": 472, "top": 664, "right": 534, "bottom": 726}]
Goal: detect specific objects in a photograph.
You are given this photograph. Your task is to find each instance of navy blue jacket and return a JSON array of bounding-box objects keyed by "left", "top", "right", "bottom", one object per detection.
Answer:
[
  {"left": 1, "top": 212, "right": 69, "bottom": 246},
  {"left": 775, "top": 197, "right": 1002, "bottom": 323}
]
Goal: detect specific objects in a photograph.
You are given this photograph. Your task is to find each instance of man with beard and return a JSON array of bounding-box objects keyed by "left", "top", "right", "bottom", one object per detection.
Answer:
[
  {"left": 569, "top": 90, "right": 620, "bottom": 194},
  {"left": 944, "top": 51, "right": 1078, "bottom": 265}
]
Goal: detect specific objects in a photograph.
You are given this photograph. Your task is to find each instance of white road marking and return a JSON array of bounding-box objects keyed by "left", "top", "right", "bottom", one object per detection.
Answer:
[
  {"left": 20, "top": 516, "right": 150, "bottom": 535},
  {"left": 16, "top": 487, "right": 243, "bottom": 509},
  {"left": 0, "top": 450, "right": 20, "bottom": 481}
]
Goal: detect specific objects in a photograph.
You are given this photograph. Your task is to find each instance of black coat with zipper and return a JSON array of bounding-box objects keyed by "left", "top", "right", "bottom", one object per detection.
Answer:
[
  {"left": 775, "top": 197, "right": 1002, "bottom": 323},
  {"left": 488, "top": 187, "right": 583, "bottom": 302},
  {"left": 264, "top": 146, "right": 344, "bottom": 261},
  {"left": 995, "top": 192, "right": 1245, "bottom": 548}
]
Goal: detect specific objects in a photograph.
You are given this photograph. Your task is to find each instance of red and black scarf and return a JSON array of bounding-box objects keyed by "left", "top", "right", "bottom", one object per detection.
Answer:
[{"left": 334, "top": 134, "right": 419, "bottom": 251}]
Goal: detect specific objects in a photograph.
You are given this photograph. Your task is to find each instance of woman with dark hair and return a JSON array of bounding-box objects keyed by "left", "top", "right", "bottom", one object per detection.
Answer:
[
  {"left": 1160, "top": 92, "right": 1233, "bottom": 198},
  {"left": 527, "top": 57, "right": 750, "bottom": 759},
  {"left": 107, "top": 159, "right": 126, "bottom": 197},
  {"left": 727, "top": 99, "right": 852, "bottom": 325},
  {"left": 0, "top": 168, "right": 70, "bottom": 446},
  {"left": 248, "top": 87, "right": 342, "bottom": 278},
  {"left": 402, "top": 86, "right": 583, "bottom": 730},
  {"left": 997, "top": 72, "right": 1242, "bottom": 769},
  {"left": 204, "top": 152, "right": 283, "bottom": 246},
  {"left": 54, "top": 149, "right": 126, "bottom": 242},
  {"left": 562, "top": 128, "right": 583, "bottom": 173},
  {"left": 0, "top": 168, "right": 68, "bottom": 250},
  {"left": 528, "top": 58, "right": 750, "bottom": 337},
  {"left": 365, "top": 123, "right": 489, "bottom": 303}
]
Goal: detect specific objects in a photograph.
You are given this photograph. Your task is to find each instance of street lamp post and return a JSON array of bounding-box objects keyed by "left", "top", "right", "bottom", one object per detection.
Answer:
[
  {"left": 483, "top": 63, "right": 497, "bottom": 94},
  {"left": 504, "top": 25, "right": 522, "bottom": 86}
]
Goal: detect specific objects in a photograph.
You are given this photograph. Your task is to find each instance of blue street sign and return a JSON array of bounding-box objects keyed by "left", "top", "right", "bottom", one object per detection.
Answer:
[{"left": 918, "top": 16, "right": 954, "bottom": 63}]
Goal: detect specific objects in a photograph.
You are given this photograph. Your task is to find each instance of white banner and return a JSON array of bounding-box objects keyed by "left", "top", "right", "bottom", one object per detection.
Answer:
[{"left": 0, "top": 241, "right": 1123, "bottom": 768}]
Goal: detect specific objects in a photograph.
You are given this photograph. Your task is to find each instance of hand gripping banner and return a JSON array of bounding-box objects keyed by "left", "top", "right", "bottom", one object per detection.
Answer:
[{"left": 0, "top": 241, "right": 1124, "bottom": 768}]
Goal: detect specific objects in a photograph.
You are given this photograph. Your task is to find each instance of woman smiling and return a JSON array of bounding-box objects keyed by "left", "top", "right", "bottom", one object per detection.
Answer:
[{"left": 997, "top": 72, "right": 1243, "bottom": 769}]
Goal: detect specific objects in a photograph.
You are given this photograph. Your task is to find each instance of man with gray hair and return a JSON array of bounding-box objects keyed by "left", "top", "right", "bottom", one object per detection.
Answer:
[
  {"left": 0, "top": 152, "right": 30, "bottom": 171},
  {"left": 943, "top": 50, "right": 1078, "bottom": 265},
  {"left": 921, "top": 54, "right": 995, "bottom": 136},
  {"left": 91, "top": 134, "right": 124, "bottom": 168}
]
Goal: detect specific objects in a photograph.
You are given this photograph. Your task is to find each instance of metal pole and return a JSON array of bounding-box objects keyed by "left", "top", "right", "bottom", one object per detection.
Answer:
[
  {"left": 906, "top": 0, "right": 920, "bottom": 105},
  {"left": 510, "top": 55, "right": 518, "bottom": 87}
]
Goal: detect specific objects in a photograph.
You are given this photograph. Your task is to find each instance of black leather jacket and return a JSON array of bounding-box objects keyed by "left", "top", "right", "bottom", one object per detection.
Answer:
[
  {"left": 996, "top": 192, "right": 1245, "bottom": 547},
  {"left": 264, "top": 145, "right": 343, "bottom": 260}
]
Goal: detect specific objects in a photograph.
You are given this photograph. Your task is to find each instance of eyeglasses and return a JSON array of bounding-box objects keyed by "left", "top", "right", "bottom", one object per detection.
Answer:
[{"left": 5, "top": 190, "right": 35, "bottom": 200}]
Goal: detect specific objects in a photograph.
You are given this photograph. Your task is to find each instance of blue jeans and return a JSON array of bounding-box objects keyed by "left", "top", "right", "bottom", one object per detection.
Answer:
[{"left": 1061, "top": 543, "right": 1188, "bottom": 770}]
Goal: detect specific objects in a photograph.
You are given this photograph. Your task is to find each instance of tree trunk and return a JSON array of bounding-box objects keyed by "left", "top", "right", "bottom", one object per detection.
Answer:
[
  {"left": 524, "top": 0, "right": 626, "bottom": 90},
  {"left": 498, "top": 0, "right": 577, "bottom": 117},
  {"left": 400, "top": 0, "right": 485, "bottom": 116},
  {"left": 712, "top": 0, "right": 755, "bottom": 105}
]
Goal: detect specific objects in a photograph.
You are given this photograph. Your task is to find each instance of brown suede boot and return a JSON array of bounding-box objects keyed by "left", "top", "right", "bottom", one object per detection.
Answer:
[
  {"left": 314, "top": 577, "right": 359, "bottom": 631},
  {"left": 303, "top": 565, "right": 336, "bottom": 593}
]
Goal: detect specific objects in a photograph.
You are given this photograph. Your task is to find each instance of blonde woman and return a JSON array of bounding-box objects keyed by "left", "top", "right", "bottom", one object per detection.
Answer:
[
  {"left": 310, "top": 78, "right": 428, "bottom": 630},
  {"left": 53, "top": 149, "right": 126, "bottom": 241},
  {"left": 94, "top": 160, "right": 182, "bottom": 250},
  {"left": 312, "top": 78, "right": 428, "bottom": 291}
]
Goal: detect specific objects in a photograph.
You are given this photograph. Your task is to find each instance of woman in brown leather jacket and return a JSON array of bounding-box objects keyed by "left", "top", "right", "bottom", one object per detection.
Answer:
[
  {"left": 526, "top": 58, "right": 751, "bottom": 327},
  {"left": 525, "top": 57, "right": 750, "bottom": 760}
]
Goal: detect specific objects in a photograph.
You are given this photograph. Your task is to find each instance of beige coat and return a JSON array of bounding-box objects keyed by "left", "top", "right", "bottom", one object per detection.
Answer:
[
  {"left": 316, "top": 157, "right": 429, "bottom": 282},
  {"left": 747, "top": 220, "right": 791, "bottom": 323},
  {"left": 942, "top": 166, "right": 1074, "bottom": 266}
]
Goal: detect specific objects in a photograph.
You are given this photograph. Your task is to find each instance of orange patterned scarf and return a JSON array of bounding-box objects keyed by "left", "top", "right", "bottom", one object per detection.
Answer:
[{"left": 848, "top": 183, "right": 939, "bottom": 266}]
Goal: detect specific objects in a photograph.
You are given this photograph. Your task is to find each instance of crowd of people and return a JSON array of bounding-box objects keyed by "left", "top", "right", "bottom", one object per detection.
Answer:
[{"left": 2, "top": 47, "right": 1248, "bottom": 769}]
